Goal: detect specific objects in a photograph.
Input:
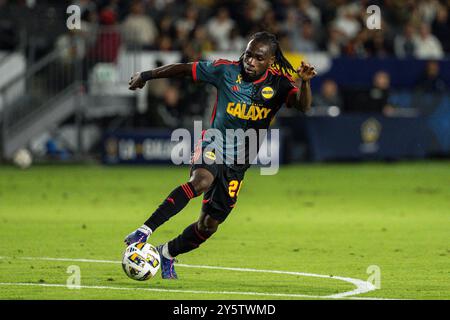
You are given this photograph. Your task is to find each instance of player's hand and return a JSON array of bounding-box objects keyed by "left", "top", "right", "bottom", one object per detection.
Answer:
[
  {"left": 296, "top": 61, "right": 317, "bottom": 81},
  {"left": 128, "top": 72, "right": 146, "bottom": 90}
]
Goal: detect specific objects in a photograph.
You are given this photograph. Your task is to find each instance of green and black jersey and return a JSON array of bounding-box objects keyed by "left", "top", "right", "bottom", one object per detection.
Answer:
[{"left": 192, "top": 59, "right": 299, "bottom": 167}]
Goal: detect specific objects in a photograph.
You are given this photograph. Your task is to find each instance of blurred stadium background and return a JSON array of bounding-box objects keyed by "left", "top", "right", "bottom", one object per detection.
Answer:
[{"left": 0, "top": 0, "right": 449, "bottom": 164}]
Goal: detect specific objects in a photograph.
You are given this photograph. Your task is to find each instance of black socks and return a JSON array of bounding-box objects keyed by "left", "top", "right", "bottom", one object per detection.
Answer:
[
  {"left": 144, "top": 182, "right": 198, "bottom": 231},
  {"left": 167, "top": 222, "right": 212, "bottom": 257}
]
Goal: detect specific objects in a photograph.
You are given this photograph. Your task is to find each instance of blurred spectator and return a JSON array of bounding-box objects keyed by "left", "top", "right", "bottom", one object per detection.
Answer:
[
  {"left": 238, "top": 0, "right": 270, "bottom": 35},
  {"left": 145, "top": 59, "right": 184, "bottom": 128},
  {"left": 431, "top": 5, "right": 450, "bottom": 53},
  {"left": 415, "top": 60, "right": 447, "bottom": 93},
  {"left": 297, "top": 0, "right": 321, "bottom": 28},
  {"left": 206, "top": 7, "right": 235, "bottom": 51},
  {"left": 192, "top": 25, "right": 214, "bottom": 53},
  {"left": 281, "top": 9, "right": 302, "bottom": 47},
  {"left": 343, "top": 29, "right": 368, "bottom": 57},
  {"left": 158, "top": 15, "right": 175, "bottom": 38},
  {"left": 417, "top": 0, "right": 440, "bottom": 25},
  {"left": 258, "top": 10, "right": 280, "bottom": 35},
  {"left": 156, "top": 34, "right": 173, "bottom": 51},
  {"left": 326, "top": 26, "right": 345, "bottom": 57},
  {"left": 413, "top": 22, "right": 444, "bottom": 59},
  {"left": 56, "top": 29, "right": 86, "bottom": 64},
  {"left": 175, "top": 6, "right": 199, "bottom": 36},
  {"left": 313, "top": 79, "right": 342, "bottom": 107},
  {"left": 367, "top": 71, "right": 393, "bottom": 115},
  {"left": 365, "top": 31, "right": 393, "bottom": 58},
  {"left": 294, "top": 20, "right": 318, "bottom": 53},
  {"left": 87, "top": 7, "right": 121, "bottom": 63},
  {"left": 180, "top": 42, "right": 201, "bottom": 63},
  {"left": 121, "top": 0, "right": 158, "bottom": 49},
  {"left": 228, "top": 27, "right": 247, "bottom": 52},
  {"left": 343, "top": 71, "right": 393, "bottom": 114},
  {"left": 245, "top": 0, "right": 271, "bottom": 23},
  {"left": 80, "top": 9, "right": 99, "bottom": 48},
  {"left": 394, "top": 23, "right": 417, "bottom": 58},
  {"left": 55, "top": 28, "right": 85, "bottom": 90},
  {"left": 332, "top": 5, "right": 362, "bottom": 41}
]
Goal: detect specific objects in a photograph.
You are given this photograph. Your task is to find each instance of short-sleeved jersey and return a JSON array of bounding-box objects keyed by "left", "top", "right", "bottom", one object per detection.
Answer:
[{"left": 192, "top": 59, "right": 299, "bottom": 167}]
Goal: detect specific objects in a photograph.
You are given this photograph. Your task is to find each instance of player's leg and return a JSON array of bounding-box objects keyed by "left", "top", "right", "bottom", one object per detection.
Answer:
[
  {"left": 157, "top": 210, "right": 222, "bottom": 279},
  {"left": 124, "top": 168, "right": 215, "bottom": 245},
  {"left": 157, "top": 165, "right": 245, "bottom": 279}
]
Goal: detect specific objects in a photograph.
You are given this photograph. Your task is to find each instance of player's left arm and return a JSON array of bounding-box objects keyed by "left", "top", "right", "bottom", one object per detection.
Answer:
[{"left": 287, "top": 62, "right": 317, "bottom": 113}]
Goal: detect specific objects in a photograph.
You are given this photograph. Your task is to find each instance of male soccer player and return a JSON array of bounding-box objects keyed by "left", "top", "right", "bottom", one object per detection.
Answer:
[{"left": 125, "top": 31, "right": 317, "bottom": 279}]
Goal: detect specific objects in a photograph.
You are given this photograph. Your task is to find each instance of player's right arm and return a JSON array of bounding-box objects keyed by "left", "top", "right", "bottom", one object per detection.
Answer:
[
  {"left": 128, "top": 63, "right": 194, "bottom": 90},
  {"left": 129, "top": 60, "right": 228, "bottom": 90}
]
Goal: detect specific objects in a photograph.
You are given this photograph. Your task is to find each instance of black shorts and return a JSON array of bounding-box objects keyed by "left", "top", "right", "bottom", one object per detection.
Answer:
[
  {"left": 190, "top": 162, "right": 246, "bottom": 222},
  {"left": 190, "top": 139, "right": 247, "bottom": 222}
]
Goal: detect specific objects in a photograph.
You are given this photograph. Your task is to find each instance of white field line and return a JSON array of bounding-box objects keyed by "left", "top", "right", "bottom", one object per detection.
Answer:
[
  {"left": 0, "top": 256, "right": 383, "bottom": 300},
  {"left": 0, "top": 282, "right": 395, "bottom": 300}
]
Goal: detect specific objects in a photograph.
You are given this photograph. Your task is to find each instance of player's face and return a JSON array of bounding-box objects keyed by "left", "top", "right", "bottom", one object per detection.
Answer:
[{"left": 242, "top": 40, "right": 275, "bottom": 79}]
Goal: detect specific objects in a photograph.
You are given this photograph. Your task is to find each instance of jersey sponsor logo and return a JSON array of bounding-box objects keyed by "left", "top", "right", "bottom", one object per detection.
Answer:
[
  {"left": 261, "top": 86, "right": 274, "bottom": 99},
  {"left": 226, "top": 102, "right": 271, "bottom": 121}
]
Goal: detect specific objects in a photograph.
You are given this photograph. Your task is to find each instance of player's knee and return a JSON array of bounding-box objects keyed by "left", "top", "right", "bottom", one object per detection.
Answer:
[
  {"left": 189, "top": 178, "right": 210, "bottom": 194},
  {"left": 197, "top": 217, "right": 219, "bottom": 236},
  {"left": 190, "top": 171, "right": 214, "bottom": 194}
]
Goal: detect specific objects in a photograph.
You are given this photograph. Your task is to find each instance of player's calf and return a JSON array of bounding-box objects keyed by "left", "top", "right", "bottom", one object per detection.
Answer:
[{"left": 124, "top": 180, "right": 205, "bottom": 246}]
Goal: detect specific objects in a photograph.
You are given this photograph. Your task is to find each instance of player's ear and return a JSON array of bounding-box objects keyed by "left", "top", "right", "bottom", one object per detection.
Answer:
[{"left": 268, "top": 55, "right": 275, "bottom": 67}]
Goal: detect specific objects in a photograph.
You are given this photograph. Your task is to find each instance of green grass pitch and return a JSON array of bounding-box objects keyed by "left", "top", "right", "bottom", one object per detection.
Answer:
[{"left": 0, "top": 161, "right": 449, "bottom": 300}]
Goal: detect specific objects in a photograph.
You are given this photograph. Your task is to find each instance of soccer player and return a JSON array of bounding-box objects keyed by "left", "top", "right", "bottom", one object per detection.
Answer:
[{"left": 125, "top": 31, "right": 317, "bottom": 279}]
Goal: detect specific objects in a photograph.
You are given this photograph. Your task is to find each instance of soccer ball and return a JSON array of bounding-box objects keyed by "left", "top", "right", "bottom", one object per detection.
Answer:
[
  {"left": 122, "top": 242, "right": 161, "bottom": 281},
  {"left": 12, "top": 148, "right": 32, "bottom": 169}
]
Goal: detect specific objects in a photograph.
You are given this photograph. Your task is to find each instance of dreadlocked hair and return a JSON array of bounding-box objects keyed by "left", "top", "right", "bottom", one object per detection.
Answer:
[{"left": 239, "top": 31, "right": 296, "bottom": 76}]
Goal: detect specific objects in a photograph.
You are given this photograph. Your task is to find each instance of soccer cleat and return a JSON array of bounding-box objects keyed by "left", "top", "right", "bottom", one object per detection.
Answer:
[
  {"left": 157, "top": 245, "right": 178, "bottom": 279},
  {"left": 124, "top": 225, "right": 151, "bottom": 245}
]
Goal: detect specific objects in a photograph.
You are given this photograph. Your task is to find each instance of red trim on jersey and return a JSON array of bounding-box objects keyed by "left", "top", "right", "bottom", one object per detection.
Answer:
[
  {"left": 192, "top": 61, "right": 198, "bottom": 82},
  {"left": 213, "top": 59, "right": 239, "bottom": 66},
  {"left": 253, "top": 69, "right": 269, "bottom": 84},
  {"left": 286, "top": 87, "right": 300, "bottom": 105},
  {"left": 210, "top": 93, "right": 218, "bottom": 125}
]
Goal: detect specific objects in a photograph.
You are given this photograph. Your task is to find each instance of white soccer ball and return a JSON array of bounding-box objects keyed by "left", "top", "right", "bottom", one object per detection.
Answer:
[
  {"left": 122, "top": 242, "right": 161, "bottom": 281},
  {"left": 12, "top": 148, "right": 33, "bottom": 169}
]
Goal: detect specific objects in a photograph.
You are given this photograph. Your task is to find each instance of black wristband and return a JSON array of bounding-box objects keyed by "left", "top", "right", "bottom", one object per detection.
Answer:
[{"left": 140, "top": 70, "right": 153, "bottom": 81}]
